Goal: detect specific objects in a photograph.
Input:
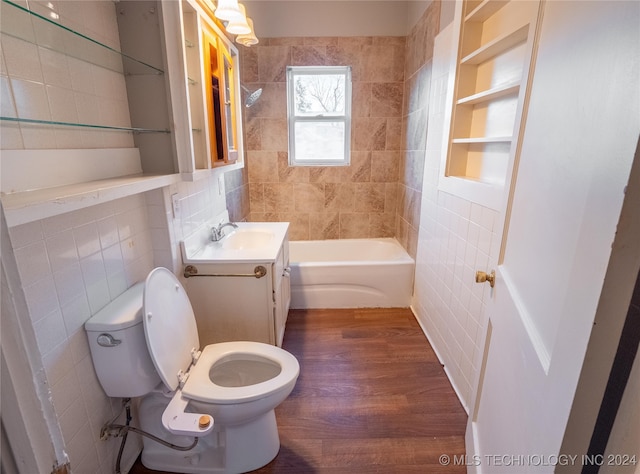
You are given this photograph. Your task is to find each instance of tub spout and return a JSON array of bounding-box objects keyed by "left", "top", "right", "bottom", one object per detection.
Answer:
[{"left": 211, "top": 222, "right": 238, "bottom": 242}]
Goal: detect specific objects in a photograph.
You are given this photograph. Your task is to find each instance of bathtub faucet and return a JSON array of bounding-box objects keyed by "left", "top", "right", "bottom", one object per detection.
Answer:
[{"left": 211, "top": 222, "right": 238, "bottom": 242}]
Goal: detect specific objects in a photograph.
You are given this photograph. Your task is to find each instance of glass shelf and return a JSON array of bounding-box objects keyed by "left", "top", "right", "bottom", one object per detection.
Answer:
[
  {"left": 0, "top": 0, "right": 164, "bottom": 76},
  {"left": 1, "top": 116, "right": 170, "bottom": 134}
]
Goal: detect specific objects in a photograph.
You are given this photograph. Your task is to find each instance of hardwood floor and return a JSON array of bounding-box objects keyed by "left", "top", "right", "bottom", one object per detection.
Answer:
[{"left": 130, "top": 308, "right": 467, "bottom": 473}]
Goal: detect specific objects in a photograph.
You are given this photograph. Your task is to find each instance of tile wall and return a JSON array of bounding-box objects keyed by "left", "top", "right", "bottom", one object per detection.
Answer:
[
  {"left": 1, "top": 0, "right": 493, "bottom": 470},
  {"left": 239, "top": 36, "right": 406, "bottom": 241},
  {"left": 0, "top": 2, "right": 231, "bottom": 471},
  {"left": 6, "top": 194, "right": 154, "bottom": 472},
  {"left": 159, "top": 174, "right": 230, "bottom": 273},
  {"left": 400, "top": 2, "right": 440, "bottom": 257},
  {"left": 0, "top": 0, "right": 133, "bottom": 150},
  {"left": 224, "top": 167, "right": 251, "bottom": 223},
  {"left": 2, "top": 175, "right": 227, "bottom": 472},
  {"left": 412, "top": 23, "right": 501, "bottom": 411},
  {"left": 238, "top": 0, "right": 441, "bottom": 258}
]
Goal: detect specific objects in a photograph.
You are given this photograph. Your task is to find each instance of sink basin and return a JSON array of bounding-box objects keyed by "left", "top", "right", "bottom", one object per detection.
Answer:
[
  {"left": 181, "top": 221, "right": 289, "bottom": 263},
  {"left": 221, "top": 229, "right": 274, "bottom": 250}
]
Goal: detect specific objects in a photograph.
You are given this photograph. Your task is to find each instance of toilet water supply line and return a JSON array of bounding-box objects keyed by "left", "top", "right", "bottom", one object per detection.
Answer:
[{"left": 101, "top": 398, "right": 199, "bottom": 474}]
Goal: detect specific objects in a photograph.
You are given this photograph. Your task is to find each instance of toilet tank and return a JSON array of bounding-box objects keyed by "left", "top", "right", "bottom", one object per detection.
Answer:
[{"left": 85, "top": 282, "right": 160, "bottom": 398}]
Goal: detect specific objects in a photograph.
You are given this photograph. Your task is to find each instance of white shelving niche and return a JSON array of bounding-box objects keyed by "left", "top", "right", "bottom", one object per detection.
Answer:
[{"left": 439, "top": 0, "right": 542, "bottom": 210}]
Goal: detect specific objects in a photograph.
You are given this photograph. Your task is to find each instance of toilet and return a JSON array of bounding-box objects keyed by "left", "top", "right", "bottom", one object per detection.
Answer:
[{"left": 85, "top": 267, "right": 299, "bottom": 473}]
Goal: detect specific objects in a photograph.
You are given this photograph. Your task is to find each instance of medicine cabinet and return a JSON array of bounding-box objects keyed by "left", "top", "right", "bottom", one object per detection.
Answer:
[
  {"left": 166, "top": 0, "right": 244, "bottom": 178},
  {"left": 202, "top": 23, "right": 239, "bottom": 166},
  {"left": 439, "top": 0, "right": 541, "bottom": 210}
]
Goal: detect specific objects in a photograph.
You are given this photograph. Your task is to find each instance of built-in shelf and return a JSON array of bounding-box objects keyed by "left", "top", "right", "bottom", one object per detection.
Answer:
[
  {"left": 1, "top": 0, "right": 164, "bottom": 76},
  {"left": 0, "top": 0, "right": 181, "bottom": 227},
  {"left": 456, "top": 82, "right": 520, "bottom": 105},
  {"left": 0, "top": 116, "right": 170, "bottom": 134},
  {"left": 1, "top": 173, "right": 181, "bottom": 227},
  {"left": 465, "top": 0, "right": 509, "bottom": 23},
  {"left": 440, "top": 0, "right": 540, "bottom": 210},
  {"left": 461, "top": 24, "right": 529, "bottom": 65},
  {"left": 452, "top": 136, "right": 512, "bottom": 144}
]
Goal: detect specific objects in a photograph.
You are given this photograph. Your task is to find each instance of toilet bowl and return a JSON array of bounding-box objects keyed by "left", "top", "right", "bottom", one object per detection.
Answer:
[{"left": 85, "top": 267, "right": 299, "bottom": 473}]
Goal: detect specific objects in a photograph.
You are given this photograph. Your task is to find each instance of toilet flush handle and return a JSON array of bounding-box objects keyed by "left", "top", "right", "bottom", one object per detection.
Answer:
[{"left": 97, "top": 333, "right": 121, "bottom": 347}]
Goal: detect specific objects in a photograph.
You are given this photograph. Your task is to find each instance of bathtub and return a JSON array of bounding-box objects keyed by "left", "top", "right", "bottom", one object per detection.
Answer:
[{"left": 288, "top": 238, "right": 415, "bottom": 309}]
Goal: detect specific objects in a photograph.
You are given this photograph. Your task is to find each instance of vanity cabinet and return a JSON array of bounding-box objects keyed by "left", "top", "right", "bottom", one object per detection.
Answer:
[{"left": 184, "top": 236, "right": 291, "bottom": 348}]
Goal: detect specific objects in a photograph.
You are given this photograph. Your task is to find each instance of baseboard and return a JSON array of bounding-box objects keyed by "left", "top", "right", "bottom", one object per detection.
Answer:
[{"left": 409, "top": 304, "right": 470, "bottom": 415}]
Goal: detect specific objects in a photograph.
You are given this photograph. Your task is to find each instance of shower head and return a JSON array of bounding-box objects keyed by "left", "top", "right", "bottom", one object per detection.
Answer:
[{"left": 241, "top": 85, "right": 262, "bottom": 108}]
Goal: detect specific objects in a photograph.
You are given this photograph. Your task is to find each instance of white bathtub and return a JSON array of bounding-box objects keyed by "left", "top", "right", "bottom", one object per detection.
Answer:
[{"left": 288, "top": 238, "right": 415, "bottom": 309}]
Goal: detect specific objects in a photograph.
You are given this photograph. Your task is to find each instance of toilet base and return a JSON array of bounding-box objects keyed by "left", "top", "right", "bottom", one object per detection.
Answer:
[{"left": 139, "top": 392, "right": 281, "bottom": 473}]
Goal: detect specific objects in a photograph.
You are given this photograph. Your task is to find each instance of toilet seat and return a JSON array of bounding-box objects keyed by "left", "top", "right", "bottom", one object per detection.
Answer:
[
  {"left": 143, "top": 267, "right": 200, "bottom": 392},
  {"left": 143, "top": 267, "right": 298, "bottom": 406},
  {"left": 183, "top": 341, "right": 300, "bottom": 404}
]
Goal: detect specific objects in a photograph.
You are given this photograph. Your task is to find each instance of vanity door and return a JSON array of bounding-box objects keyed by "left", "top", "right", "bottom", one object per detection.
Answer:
[{"left": 272, "top": 240, "right": 291, "bottom": 347}]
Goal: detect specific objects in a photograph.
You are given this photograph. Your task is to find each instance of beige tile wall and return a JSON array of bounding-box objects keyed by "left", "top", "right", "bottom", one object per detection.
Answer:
[
  {"left": 237, "top": 1, "right": 441, "bottom": 256},
  {"left": 399, "top": 2, "right": 441, "bottom": 258},
  {"left": 239, "top": 36, "right": 406, "bottom": 241}
]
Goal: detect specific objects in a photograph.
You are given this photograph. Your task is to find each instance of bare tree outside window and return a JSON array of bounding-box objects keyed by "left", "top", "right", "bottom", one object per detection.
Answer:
[{"left": 295, "top": 75, "right": 345, "bottom": 115}]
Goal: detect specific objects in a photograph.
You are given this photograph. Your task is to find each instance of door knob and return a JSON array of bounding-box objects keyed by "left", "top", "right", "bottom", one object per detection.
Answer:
[{"left": 475, "top": 270, "right": 495, "bottom": 288}]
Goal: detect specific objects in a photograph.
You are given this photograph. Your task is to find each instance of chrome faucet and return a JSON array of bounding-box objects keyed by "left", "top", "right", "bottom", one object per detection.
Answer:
[{"left": 211, "top": 221, "right": 238, "bottom": 242}]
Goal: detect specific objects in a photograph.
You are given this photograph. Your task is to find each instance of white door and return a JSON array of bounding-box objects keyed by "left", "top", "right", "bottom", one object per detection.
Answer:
[{"left": 466, "top": 1, "right": 640, "bottom": 472}]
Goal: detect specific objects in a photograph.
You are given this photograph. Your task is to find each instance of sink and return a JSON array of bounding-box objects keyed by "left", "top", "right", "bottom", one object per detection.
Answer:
[
  {"left": 181, "top": 221, "right": 289, "bottom": 264},
  {"left": 221, "top": 229, "right": 274, "bottom": 250}
]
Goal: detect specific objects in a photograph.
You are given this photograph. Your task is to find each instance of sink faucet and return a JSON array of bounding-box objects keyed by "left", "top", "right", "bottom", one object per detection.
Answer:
[{"left": 211, "top": 221, "right": 238, "bottom": 242}]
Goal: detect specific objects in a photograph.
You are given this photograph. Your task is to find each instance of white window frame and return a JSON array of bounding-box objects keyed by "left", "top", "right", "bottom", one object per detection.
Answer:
[{"left": 286, "top": 65, "right": 352, "bottom": 166}]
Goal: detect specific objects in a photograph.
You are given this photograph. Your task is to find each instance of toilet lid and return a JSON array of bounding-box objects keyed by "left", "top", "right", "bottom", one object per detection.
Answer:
[{"left": 143, "top": 267, "right": 200, "bottom": 392}]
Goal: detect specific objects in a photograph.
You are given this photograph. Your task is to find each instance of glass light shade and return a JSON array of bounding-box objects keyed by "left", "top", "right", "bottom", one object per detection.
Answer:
[
  {"left": 214, "top": 0, "right": 243, "bottom": 22},
  {"left": 236, "top": 18, "right": 258, "bottom": 46},
  {"left": 225, "top": 4, "right": 251, "bottom": 35}
]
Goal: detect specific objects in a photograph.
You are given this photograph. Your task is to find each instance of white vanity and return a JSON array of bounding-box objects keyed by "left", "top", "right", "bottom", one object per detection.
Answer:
[{"left": 181, "top": 216, "right": 291, "bottom": 347}]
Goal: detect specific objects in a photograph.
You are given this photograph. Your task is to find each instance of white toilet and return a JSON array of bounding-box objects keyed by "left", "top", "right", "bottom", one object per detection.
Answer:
[{"left": 85, "top": 267, "right": 299, "bottom": 473}]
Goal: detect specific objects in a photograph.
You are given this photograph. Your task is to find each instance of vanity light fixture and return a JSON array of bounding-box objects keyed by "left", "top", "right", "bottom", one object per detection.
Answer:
[
  {"left": 236, "top": 17, "right": 259, "bottom": 46},
  {"left": 225, "top": 4, "right": 251, "bottom": 35},
  {"left": 213, "top": 0, "right": 243, "bottom": 21},
  {"left": 205, "top": 0, "right": 258, "bottom": 46}
]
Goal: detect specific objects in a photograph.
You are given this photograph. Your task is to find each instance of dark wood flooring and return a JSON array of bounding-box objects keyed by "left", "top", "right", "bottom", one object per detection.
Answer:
[{"left": 130, "top": 308, "right": 467, "bottom": 473}]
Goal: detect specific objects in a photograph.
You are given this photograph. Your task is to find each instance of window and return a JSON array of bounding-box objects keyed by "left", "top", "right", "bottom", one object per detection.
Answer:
[{"left": 286, "top": 66, "right": 352, "bottom": 166}]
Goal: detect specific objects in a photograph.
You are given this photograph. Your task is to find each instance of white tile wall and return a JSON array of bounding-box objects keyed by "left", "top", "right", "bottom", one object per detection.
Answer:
[
  {"left": 412, "top": 26, "right": 501, "bottom": 412},
  {"left": 0, "top": 2, "right": 234, "bottom": 472},
  {"left": 0, "top": 0, "right": 134, "bottom": 150},
  {"left": 4, "top": 173, "right": 228, "bottom": 472},
  {"left": 8, "top": 194, "right": 154, "bottom": 473},
  {"left": 158, "top": 175, "right": 230, "bottom": 273}
]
